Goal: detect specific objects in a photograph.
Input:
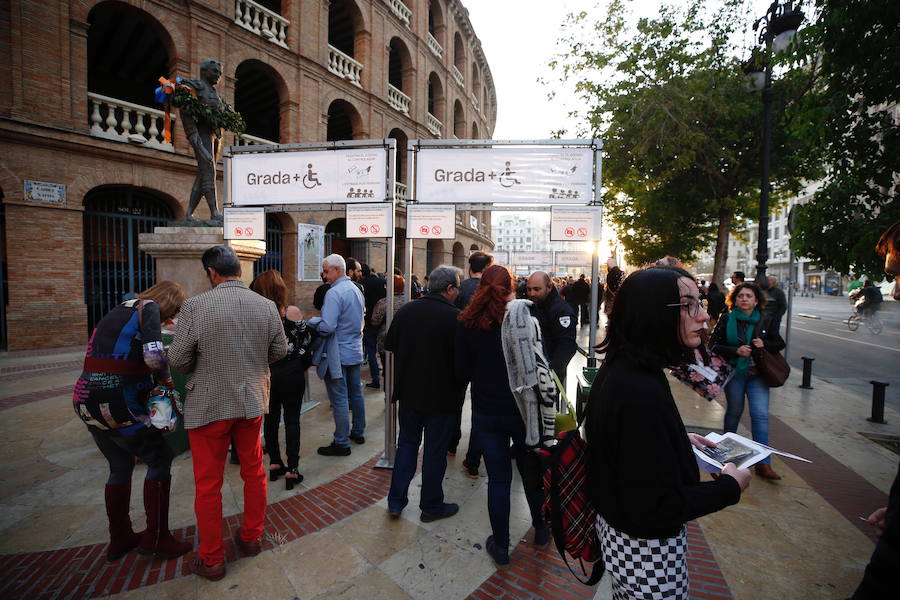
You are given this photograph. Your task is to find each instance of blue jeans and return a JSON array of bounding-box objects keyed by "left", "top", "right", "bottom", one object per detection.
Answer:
[
  {"left": 473, "top": 412, "right": 544, "bottom": 550},
  {"left": 724, "top": 374, "right": 771, "bottom": 464},
  {"left": 363, "top": 328, "right": 380, "bottom": 384},
  {"left": 388, "top": 405, "right": 455, "bottom": 513},
  {"left": 324, "top": 364, "right": 366, "bottom": 447}
]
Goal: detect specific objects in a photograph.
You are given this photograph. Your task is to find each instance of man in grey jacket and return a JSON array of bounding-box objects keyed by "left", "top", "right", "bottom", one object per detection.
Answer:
[{"left": 169, "top": 245, "right": 286, "bottom": 581}]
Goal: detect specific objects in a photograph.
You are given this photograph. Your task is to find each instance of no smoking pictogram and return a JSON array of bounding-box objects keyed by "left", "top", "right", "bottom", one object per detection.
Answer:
[
  {"left": 370, "top": 224, "right": 380, "bottom": 234},
  {"left": 577, "top": 227, "right": 588, "bottom": 238},
  {"left": 359, "top": 224, "right": 368, "bottom": 234},
  {"left": 245, "top": 227, "right": 253, "bottom": 237},
  {"left": 564, "top": 227, "right": 575, "bottom": 238},
  {"left": 432, "top": 225, "right": 442, "bottom": 235}
]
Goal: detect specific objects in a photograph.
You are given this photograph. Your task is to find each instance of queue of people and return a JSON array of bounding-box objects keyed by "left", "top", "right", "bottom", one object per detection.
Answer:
[{"left": 73, "top": 223, "right": 900, "bottom": 596}]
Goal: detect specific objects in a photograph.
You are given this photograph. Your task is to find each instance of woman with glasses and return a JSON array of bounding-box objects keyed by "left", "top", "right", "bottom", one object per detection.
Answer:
[
  {"left": 586, "top": 266, "right": 751, "bottom": 599},
  {"left": 710, "top": 282, "right": 785, "bottom": 480}
]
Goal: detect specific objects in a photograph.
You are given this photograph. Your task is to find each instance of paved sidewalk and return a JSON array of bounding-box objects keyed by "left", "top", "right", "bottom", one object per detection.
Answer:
[{"left": 0, "top": 329, "right": 897, "bottom": 599}]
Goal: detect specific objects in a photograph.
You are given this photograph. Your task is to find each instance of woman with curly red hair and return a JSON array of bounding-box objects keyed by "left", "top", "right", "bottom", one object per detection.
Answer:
[{"left": 455, "top": 265, "right": 548, "bottom": 569}]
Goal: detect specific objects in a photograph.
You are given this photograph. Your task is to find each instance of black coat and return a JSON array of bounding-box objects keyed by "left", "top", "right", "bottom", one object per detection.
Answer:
[
  {"left": 529, "top": 286, "right": 577, "bottom": 379},
  {"left": 710, "top": 311, "right": 785, "bottom": 362},
  {"left": 360, "top": 274, "right": 386, "bottom": 327},
  {"left": 384, "top": 292, "right": 465, "bottom": 413}
]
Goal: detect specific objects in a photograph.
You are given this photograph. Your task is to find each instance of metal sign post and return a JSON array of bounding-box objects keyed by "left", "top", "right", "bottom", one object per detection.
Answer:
[{"left": 223, "top": 139, "right": 398, "bottom": 469}]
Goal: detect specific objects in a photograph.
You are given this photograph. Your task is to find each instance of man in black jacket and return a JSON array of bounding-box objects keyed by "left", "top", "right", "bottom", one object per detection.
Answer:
[
  {"left": 569, "top": 274, "right": 591, "bottom": 325},
  {"left": 526, "top": 271, "right": 577, "bottom": 384},
  {"left": 455, "top": 251, "right": 492, "bottom": 309},
  {"left": 385, "top": 265, "right": 465, "bottom": 522},
  {"left": 359, "top": 264, "right": 386, "bottom": 388}
]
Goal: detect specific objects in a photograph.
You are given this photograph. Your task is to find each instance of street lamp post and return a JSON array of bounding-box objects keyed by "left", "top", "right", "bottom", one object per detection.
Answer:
[{"left": 749, "top": 1, "right": 804, "bottom": 288}]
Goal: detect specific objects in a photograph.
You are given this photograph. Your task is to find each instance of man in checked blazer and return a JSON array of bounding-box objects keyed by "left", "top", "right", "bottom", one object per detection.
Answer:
[{"left": 168, "top": 245, "right": 287, "bottom": 581}]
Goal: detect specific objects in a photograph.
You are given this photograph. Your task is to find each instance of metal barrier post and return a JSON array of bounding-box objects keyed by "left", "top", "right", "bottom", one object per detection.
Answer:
[
  {"left": 868, "top": 381, "right": 889, "bottom": 424},
  {"left": 799, "top": 356, "right": 814, "bottom": 389}
]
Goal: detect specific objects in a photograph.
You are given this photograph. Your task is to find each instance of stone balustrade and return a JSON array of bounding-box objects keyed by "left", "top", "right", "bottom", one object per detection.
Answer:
[
  {"left": 396, "top": 182, "right": 407, "bottom": 202},
  {"left": 234, "top": 0, "right": 289, "bottom": 48},
  {"left": 387, "top": 84, "right": 411, "bottom": 115},
  {"left": 384, "top": 0, "right": 411, "bottom": 27},
  {"left": 451, "top": 65, "right": 464, "bottom": 87},
  {"left": 235, "top": 133, "right": 278, "bottom": 146},
  {"left": 427, "top": 32, "right": 443, "bottom": 59},
  {"left": 328, "top": 45, "right": 363, "bottom": 87},
  {"left": 88, "top": 93, "right": 175, "bottom": 152},
  {"left": 426, "top": 113, "right": 442, "bottom": 137}
]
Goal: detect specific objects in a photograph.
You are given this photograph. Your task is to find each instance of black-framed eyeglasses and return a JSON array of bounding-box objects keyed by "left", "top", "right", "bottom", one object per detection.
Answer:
[{"left": 666, "top": 298, "right": 708, "bottom": 317}]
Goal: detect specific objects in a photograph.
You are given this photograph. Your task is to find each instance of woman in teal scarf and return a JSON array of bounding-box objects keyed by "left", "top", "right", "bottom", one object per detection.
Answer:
[{"left": 710, "top": 282, "right": 786, "bottom": 480}]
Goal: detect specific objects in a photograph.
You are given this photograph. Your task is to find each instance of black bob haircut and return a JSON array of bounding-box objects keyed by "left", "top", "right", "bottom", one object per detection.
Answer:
[{"left": 596, "top": 265, "right": 696, "bottom": 368}]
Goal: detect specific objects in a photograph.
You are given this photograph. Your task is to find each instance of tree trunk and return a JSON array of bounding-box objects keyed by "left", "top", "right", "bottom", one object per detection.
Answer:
[{"left": 712, "top": 205, "right": 733, "bottom": 286}]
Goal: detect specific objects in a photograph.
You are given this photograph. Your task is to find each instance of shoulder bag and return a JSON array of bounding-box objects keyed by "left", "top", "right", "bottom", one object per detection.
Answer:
[{"left": 751, "top": 319, "right": 790, "bottom": 388}]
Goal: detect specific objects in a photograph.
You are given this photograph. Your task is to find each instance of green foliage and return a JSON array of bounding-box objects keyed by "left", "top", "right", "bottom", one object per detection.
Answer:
[
  {"left": 788, "top": 0, "right": 900, "bottom": 278},
  {"left": 547, "top": 0, "right": 819, "bottom": 273},
  {"left": 173, "top": 86, "right": 245, "bottom": 138}
]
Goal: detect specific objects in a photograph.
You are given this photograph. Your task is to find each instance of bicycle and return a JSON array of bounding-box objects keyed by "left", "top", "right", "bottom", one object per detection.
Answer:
[{"left": 847, "top": 308, "right": 883, "bottom": 334}]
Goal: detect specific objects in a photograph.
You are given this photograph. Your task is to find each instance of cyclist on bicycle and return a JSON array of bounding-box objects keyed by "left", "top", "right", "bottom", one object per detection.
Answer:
[{"left": 850, "top": 281, "right": 883, "bottom": 318}]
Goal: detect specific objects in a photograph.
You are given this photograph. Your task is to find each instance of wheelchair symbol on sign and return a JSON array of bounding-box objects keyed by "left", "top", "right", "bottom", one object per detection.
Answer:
[
  {"left": 302, "top": 164, "right": 322, "bottom": 189},
  {"left": 499, "top": 161, "right": 520, "bottom": 188}
]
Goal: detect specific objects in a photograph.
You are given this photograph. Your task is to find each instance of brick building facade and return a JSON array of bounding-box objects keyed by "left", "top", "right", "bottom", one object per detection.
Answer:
[{"left": 0, "top": 0, "right": 496, "bottom": 350}]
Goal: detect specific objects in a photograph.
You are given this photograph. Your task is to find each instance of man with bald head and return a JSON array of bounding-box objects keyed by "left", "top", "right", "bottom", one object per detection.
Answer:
[{"left": 526, "top": 271, "right": 577, "bottom": 384}]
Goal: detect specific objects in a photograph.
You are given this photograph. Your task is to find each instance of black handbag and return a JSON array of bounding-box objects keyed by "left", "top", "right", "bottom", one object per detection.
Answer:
[{"left": 752, "top": 320, "right": 790, "bottom": 387}]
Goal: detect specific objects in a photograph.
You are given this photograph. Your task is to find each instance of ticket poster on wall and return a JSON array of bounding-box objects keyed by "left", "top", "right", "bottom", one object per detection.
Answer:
[
  {"left": 415, "top": 147, "right": 594, "bottom": 203},
  {"left": 550, "top": 206, "right": 602, "bottom": 241},
  {"left": 511, "top": 251, "right": 553, "bottom": 266},
  {"left": 346, "top": 203, "right": 393, "bottom": 239},
  {"left": 406, "top": 204, "right": 456, "bottom": 239},
  {"left": 555, "top": 252, "right": 592, "bottom": 266},
  {"left": 297, "top": 223, "right": 324, "bottom": 281},
  {"left": 230, "top": 148, "right": 387, "bottom": 205}
]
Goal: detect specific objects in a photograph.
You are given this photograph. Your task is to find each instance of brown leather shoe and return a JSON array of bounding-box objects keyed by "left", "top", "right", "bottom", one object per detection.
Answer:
[
  {"left": 189, "top": 555, "right": 226, "bottom": 581},
  {"left": 755, "top": 463, "right": 782, "bottom": 480},
  {"left": 235, "top": 527, "right": 262, "bottom": 556}
]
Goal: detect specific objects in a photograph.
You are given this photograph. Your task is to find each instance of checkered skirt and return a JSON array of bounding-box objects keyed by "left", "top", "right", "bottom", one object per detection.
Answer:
[{"left": 597, "top": 516, "right": 689, "bottom": 600}]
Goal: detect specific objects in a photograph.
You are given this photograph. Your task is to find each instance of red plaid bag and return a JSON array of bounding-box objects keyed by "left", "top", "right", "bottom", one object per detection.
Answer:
[{"left": 537, "top": 429, "right": 605, "bottom": 585}]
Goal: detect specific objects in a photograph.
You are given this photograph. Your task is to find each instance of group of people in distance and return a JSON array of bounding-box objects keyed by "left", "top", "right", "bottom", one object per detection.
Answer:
[{"left": 73, "top": 220, "right": 900, "bottom": 598}]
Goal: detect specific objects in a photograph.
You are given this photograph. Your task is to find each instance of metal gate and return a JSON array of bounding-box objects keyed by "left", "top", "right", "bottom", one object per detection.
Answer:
[
  {"left": 253, "top": 214, "right": 284, "bottom": 277},
  {"left": 83, "top": 187, "right": 173, "bottom": 332}
]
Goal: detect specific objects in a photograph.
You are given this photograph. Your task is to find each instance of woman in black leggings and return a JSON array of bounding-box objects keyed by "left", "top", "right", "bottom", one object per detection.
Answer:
[
  {"left": 73, "top": 281, "right": 192, "bottom": 562},
  {"left": 251, "top": 270, "right": 309, "bottom": 490}
]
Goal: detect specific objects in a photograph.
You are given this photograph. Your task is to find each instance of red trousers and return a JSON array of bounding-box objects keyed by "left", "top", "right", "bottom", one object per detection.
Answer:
[{"left": 188, "top": 416, "right": 267, "bottom": 565}]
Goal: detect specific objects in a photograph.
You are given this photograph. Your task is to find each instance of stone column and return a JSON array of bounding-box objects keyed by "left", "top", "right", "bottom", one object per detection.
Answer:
[{"left": 139, "top": 227, "right": 266, "bottom": 298}]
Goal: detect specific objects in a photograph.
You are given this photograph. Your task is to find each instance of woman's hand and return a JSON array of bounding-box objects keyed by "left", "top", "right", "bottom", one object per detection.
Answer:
[
  {"left": 721, "top": 463, "right": 752, "bottom": 491},
  {"left": 751, "top": 337, "right": 764, "bottom": 349},
  {"left": 687, "top": 433, "right": 717, "bottom": 451},
  {"left": 866, "top": 507, "right": 888, "bottom": 537},
  {"left": 736, "top": 345, "right": 752, "bottom": 357}
]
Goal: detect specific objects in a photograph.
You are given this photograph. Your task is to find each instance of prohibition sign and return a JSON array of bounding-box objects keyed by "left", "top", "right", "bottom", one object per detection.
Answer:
[
  {"left": 432, "top": 225, "right": 442, "bottom": 236},
  {"left": 245, "top": 227, "right": 253, "bottom": 237},
  {"left": 234, "top": 227, "right": 243, "bottom": 236},
  {"left": 359, "top": 224, "right": 368, "bottom": 234},
  {"left": 371, "top": 224, "right": 381, "bottom": 234},
  {"left": 420, "top": 225, "right": 430, "bottom": 235},
  {"left": 577, "top": 227, "right": 588, "bottom": 238},
  {"left": 564, "top": 227, "right": 575, "bottom": 238}
]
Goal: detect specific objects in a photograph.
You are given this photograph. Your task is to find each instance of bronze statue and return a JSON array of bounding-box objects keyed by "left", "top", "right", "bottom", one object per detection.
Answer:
[{"left": 181, "top": 59, "right": 224, "bottom": 222}]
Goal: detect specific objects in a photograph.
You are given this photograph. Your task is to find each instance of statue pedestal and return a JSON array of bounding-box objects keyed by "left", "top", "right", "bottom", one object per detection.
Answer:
[{"left": 139, "top": 227, "right": 266, "bottom": 297}]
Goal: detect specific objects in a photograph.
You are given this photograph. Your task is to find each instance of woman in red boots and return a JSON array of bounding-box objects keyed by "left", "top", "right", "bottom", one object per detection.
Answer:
[{"left": 73, "top": 281, "right": 192, "bottom": 562}]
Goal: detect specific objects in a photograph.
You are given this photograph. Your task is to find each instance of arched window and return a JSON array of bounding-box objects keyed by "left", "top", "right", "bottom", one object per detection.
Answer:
[
  {"left": 428, "top": 72, "right": 444, "bottom": 117},
  {"left": 388, "top": 128, "right": 409, "bottom": 185},
  {"left": 471, "top": 61, "right": 481, "bottom": 99},
  {"left": 235, "top": 60, "right": 283, "bottom": 143},
  {"left": 471, "top": 121, "right": 479, "bottom": 139},
  {"left": 428, "top": 0, "right": 445, "bottom": 49},
  {"left": 426, "top": 239, "right": 444, "bottom": 274},
  {"left": 87, "top": 2, "right": 172, "bottom": 107},
  {"left": 328, "top": 0, "right": 359, "bottom": 57},
  {"left": 83, "top": 186, "right": 174, "bottom": 332},
  {"left": 453, "top": 32, "right": 465, "bottom": 78},
  {"left": 327, "top": 99, "right": 361, "bottom": 141},
  {"left": 452, "top": 242, "right": 466, "bottom": 269},
  {"left": 453, "top": 99, "right": 465, "bottom": 138}
]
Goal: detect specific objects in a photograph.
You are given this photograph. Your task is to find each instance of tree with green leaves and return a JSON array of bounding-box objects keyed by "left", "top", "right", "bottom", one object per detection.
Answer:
[
  {"left": 547, "top": 0, "right": 820, "bottom": 284},
  {"left": 789, "top": 0, "right": 900, "bottom": 280}
]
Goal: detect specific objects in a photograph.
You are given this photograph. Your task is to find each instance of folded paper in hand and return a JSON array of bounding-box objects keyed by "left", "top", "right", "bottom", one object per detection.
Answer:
[{"left": 693, "top": 432, "right": 811, "bottom": 474}]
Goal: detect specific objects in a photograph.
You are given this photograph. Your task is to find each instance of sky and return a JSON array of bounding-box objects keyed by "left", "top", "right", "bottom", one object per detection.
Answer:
[{"left": 464, "top": 0, "right": 775, "bottom": 140}]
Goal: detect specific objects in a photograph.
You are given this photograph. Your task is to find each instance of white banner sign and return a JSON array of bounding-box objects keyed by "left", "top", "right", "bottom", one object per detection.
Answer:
[
  {"left": 489, "top": 250, "right": 509, "bottom": 265},
  {"left": 416, "top": 148, "right": 594, "bottom": 204},
  {"left": 346, "top": 203, "right": 393, "bottom": 238},
  {"left": 554, "top": 251, "right": 592, "bottom": 266},
  {"left": 550, "top": 206, "right": 602, "bottom": 241},
  {"left": 511, "top": 251, "right": 553, "bottom": 265},
  {"left": 230, "top": 148, "right": 387, "bottom": 205},
  {"left": 297, "top": 223, "right": 324, "bottom": 282},
  {"left": 223, "top": 207, "right": 265, "bottom": 240},
  {"left": 406, "top": 204, "right": 456, "bottom": 239}
]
